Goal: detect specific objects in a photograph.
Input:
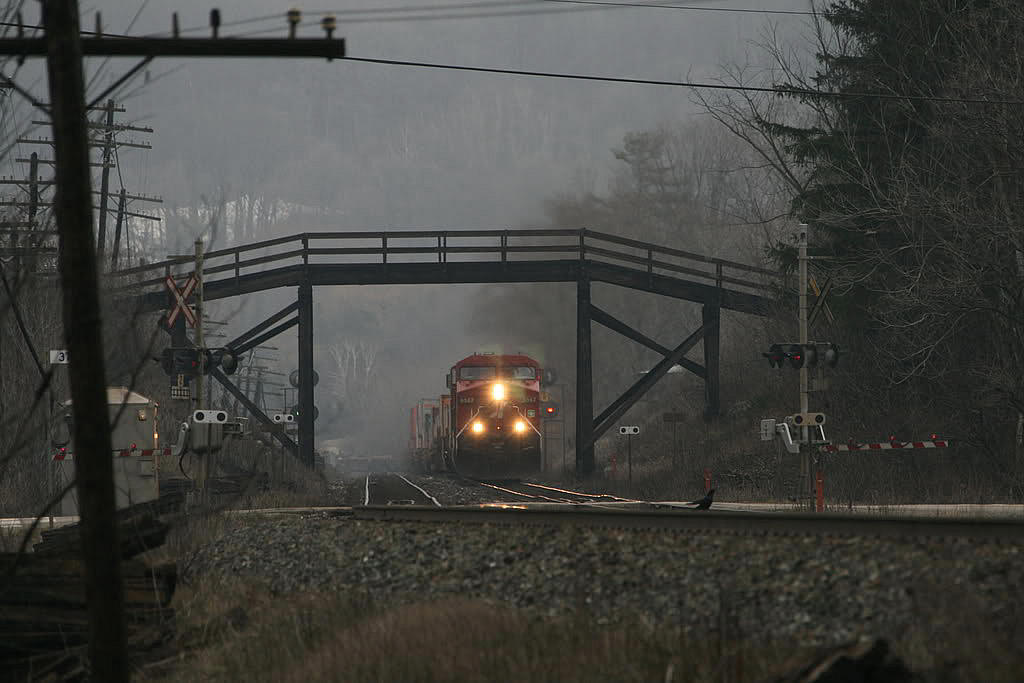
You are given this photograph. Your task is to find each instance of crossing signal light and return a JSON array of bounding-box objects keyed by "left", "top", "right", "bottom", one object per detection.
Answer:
[
  {"left": 824, "top": 343, "right": 840, "bottom": 368},
  {"left": 214, "top": 348, "right": 238, "bottom": 375},
  {"left": 763, "top": 344, "right": 785, "bottom": 369},
  {"left": 788, "top": 344, "right": 804, "bottom": 369},
  {"left": 172, "top": 348, "right": 200, "bottom": 376},
  {"left": 160, "top": 347, "right": 240, "bottom": 376},
  {"left": 765, "top": 342, "right": 839, "bottom": 370},
  {"left": 290, "top": 404, "right": 320, "bottom": 421}
]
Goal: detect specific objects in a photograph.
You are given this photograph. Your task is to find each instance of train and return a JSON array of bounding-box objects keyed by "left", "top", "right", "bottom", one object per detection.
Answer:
[{"left": 410, "top": 352, "right": 549, "bottom": 478}]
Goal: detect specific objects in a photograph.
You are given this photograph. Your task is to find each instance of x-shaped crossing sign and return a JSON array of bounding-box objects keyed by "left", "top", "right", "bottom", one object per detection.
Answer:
[{"left": 165, "top": 274, "right": 198, "bottom": 327}]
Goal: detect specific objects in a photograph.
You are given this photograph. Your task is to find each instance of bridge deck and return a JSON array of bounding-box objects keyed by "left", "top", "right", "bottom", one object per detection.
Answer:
[{"left": 117, "top": 228, "right": 783, "bottom": 315}]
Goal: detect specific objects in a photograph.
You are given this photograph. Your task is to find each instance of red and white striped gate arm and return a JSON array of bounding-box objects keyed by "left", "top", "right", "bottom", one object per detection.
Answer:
[{"left": 820, "top": 439, "right": 951, "bottom": 453}]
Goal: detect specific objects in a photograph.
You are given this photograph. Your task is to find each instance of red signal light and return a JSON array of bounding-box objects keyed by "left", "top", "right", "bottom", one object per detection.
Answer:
[{"left": 546, "top": 406, "right": 555, "bottom": 414}]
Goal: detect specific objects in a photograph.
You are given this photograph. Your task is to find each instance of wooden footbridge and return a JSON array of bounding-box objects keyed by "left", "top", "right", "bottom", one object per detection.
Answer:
[{"left": 115, "top": 228, "right": 783, "bottom": 474}]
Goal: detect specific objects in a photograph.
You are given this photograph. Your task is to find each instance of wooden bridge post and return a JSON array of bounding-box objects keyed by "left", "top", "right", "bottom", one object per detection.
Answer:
[
  {"left": 576, "top": 272, "right": 594, "bottom": 477},
  {"left": 297, "top": 277, "right": 315, "bottom": 467},
  {"left": 702, "top": 297, "right": 721, "bottom": 419}
]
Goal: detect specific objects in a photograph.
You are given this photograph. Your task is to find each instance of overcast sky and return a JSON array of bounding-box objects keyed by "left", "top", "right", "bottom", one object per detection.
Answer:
[{"left": 7, "top": 1, "right": 813, "bottom": 451}]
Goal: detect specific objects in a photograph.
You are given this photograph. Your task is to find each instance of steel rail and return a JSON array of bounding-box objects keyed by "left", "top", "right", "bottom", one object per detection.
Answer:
[
  {"left": 521, "top": 481, "right": 636, "bottom": 502},
  {"left": 472, "top": 480, "right": 572, "bottom": 504},
  {"left": 396, "top": 474, "right": 442, "bottom": 507},
  {"left": 352, "top": 505, "right": 1024, "bottom": 540},
  {"left": 364, "top": 473, "right": 444, "bottom": 507}
]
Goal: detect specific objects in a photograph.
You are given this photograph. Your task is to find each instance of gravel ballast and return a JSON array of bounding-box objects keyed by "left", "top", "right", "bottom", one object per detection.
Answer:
[{"left": 185, "top": 508, "right": 1023, "bottom": 647}]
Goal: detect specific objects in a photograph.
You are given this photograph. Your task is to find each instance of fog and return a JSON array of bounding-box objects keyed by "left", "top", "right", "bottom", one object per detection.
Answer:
[{"left": 42, "top": 1, "right": 808, "bottom": 454}]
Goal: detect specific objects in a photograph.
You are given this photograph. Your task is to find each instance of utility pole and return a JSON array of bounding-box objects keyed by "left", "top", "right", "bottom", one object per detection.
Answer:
[
  {"left": 798, "top": 226, "right": 812, "bottom": 509},
  {"left": 194, "top": 237, "right": 207, "bottom": 502},
  {"left": 109, "top": 187, "right": 126, "bottom": 269},
  {"left": 43, "top": 1, "right": 127, "bottom": 681},
  {"left": 627, "top": 430, "right": 633, "bottom": 492},
  {"left": 27, "top": 152, "right": 38, "bottom": 224},
  {"left": 7, "top": 101, "right": 158, "bottom": 271},
  {"left": 96, "top": 98, "right": 114, "bottom": 255},
  {"left": 1, "top": 9, "right": 344, "bottom": 678}
]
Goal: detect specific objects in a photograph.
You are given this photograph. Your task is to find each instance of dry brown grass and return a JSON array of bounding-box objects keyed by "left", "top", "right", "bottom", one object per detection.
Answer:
[
  {"left": 142, "top": 583, "right": 781, "bottom": 683},
  {"left": 135, "top": 557, "right": 1024, "bottom": 683}
]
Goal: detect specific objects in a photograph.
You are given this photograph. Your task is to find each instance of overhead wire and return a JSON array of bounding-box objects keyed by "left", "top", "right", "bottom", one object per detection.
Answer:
[
  {"left": 0, "top": 4, "right": 1018, "bottom": 114},
  {"left": 148, "top": 0, "right": 813, "bottom": 36},
  {"left": 143, "top": 12, "right": 285, "bottom": 38},
  {"left": 224, "top": 6, "right": 604, "bottom": 35},
  {"left": 85, "top": 0, "right": 151, "bottom": 96},
  {"left": 339, "top": 55, "right": 1024, "bottom": 107},
  {"left": 542, "top": 0, "right": 816, "bottom": 16}
]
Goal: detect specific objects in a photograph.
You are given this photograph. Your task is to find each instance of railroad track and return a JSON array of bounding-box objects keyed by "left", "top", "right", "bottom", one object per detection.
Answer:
[
  {"left": 468, "top": 478, "right": 638, "bottom": 506},
  {"left": 363, "top": 472, "right": 441, "bottom": 507},
  {"left": 353, "top": 504, "right": 1024, "bottom": 540}
]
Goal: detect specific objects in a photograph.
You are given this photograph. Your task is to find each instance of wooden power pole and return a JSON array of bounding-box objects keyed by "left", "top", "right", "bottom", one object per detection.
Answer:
[
  {"left": 96, "top": 98, "right": 115, "bottom": 255},
  {"left": 1, "top": 10, "right": 344, "bottom": 676},
  {"left": 42, "top": 1, "right": 127, "bottom": 681}
]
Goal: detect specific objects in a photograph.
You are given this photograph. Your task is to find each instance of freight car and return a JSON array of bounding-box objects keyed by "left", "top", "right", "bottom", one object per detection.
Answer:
[{"left": 410, "top": 353, "right": 545, "bottom": 478}]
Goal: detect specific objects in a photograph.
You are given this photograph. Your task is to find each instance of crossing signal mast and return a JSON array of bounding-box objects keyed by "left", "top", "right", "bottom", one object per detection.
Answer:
[{"left": 759, "top": 227, "right": 837, "bottom": 509}]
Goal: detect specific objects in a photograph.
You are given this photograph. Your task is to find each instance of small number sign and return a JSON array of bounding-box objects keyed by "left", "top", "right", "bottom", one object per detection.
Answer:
[{"left": 49, "top": 350, "right": 69, "bottom": 364}]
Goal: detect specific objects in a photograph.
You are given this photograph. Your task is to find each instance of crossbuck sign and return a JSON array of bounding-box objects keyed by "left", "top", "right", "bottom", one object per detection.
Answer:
[{"left": 165, "top": 274, "right": 198, "bottom": 328}]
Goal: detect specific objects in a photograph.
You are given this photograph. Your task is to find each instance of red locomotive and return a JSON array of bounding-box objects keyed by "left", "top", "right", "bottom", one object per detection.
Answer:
[{"left": 410, "top": 352, "right": 545, "bottom": 477}]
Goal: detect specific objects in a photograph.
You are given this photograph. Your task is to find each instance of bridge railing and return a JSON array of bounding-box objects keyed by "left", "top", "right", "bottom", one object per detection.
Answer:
[{"left": 112, "top": 228, "right": 782, "bottom": 294}]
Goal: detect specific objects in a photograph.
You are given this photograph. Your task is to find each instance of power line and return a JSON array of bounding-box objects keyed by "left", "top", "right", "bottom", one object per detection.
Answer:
[
  {"left": 144, "top": 0, "right": 813, "bottom": 37},
  {"left": 227, "top": 6, "right": 604, "bottom": 34},
  {"left": 144, "top": 12, "right": 284, "bottom": 38},
  {"left": 0, "top": 21, "right": 1020, "bottom": 108},
  {"left": 150, "top": 2, "right": 576, "bottom": 37},
  {"left": 543, "top": 0, "right": 814, "bottom": 15},
  {"left": 341, "top": 55, "right": 1024, "bottom": 106},
  {"left": 228, "top": 0, "right": 812, "bottom": 31}
]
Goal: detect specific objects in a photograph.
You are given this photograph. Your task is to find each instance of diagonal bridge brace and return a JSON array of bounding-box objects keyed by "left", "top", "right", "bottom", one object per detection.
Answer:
[
  {"left": 589, "top": 304, "right": 706, "bottom": 379},
  {"left": 225, "top": 302, "right": 299, "bottom": 357},
  {"left": 590, "top": 319, "right": 715, "bottom": 447},
  {"left": 163, "top": 324, "right": 300, "bottom": 456},
  {"left": 210, "top": 367, "right": 298, "bottom": 454}
]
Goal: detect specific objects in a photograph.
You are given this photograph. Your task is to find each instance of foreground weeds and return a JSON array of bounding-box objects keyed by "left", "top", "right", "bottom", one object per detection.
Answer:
[
  {"left": 137, "top": 574, "right": 1024, "bottom": 683},
  {"left": 143, "top": 583, "right": 774, "bottom": 683}
]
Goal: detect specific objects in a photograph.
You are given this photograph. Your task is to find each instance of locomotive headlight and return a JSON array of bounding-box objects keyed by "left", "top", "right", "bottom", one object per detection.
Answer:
[
  {"left": 491, "top": 383, "right": 505, "bottom": 401},
  {"left": 514, "top": 420, "right": 526, "bottom": 433},
  {"left": 471, "top": 421, "right": 485, "bottom": 434}
]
